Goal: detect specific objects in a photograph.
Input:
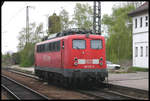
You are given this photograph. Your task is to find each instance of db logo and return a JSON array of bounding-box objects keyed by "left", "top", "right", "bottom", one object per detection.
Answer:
[{"left": 43, "top": 55, "right": 51, "bottom": 61}]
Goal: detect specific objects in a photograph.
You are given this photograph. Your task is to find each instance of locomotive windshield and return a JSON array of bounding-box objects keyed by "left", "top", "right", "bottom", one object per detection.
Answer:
[
  {"left": 73, "top": 40, "right": 85, "bottom": 49},
  {"left": 91, "top": 40, "right": 102, "bottom": 49}
]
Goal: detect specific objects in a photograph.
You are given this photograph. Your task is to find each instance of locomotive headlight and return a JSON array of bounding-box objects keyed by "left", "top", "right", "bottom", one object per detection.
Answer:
[
  {"left": 74, "top": 57, "right": 78, "bottom": 61},
  {"left": 100, "top": 62, "right": 103, "bottom": 66},
  {"left": 100, "top": 57, "right": 103, "bottom": 61},
  {"left": 74, "top": 62, "right": 78, "bottom": 66}
]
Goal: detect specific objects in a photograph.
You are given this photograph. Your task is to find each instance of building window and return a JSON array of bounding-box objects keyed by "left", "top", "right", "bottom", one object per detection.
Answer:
[
  {"left": 135, "top": 47, "right": 138, "bottom": 57},
  {"left": 140, "top": 46, "right": 143, "bottom": 57},
  {"left": 135, "top": 18, "right": 137, "bottom": 28},
  {"left": 146, "top": 46, "right": 148, "bottom": 56},
  {"left": 145, "top": 16, "right": 148, "bottom": 27},
  {"left": 140, "top": 17, "right": 142, "bottom": 27}
]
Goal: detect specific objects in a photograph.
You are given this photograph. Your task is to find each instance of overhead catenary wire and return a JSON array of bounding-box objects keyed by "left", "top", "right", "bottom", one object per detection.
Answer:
[{"left": 2, "top": 6, "right": 26, "bottom": 29}]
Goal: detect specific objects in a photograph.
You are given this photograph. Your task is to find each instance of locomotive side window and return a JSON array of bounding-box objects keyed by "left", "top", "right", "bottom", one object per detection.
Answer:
[
  {"left": 39, "top": 45, "right": 41, "bottom": 52},
  {"left": 41, "top": 44, "right": 45, "bottom": 52},
  {"left": 48, "top": 41, "right": 60, "bottom": 52},
  {"left": 54, "top": 42, "right": 56, "bottom": 51},
  {"left": 91, "top": 40, "right": 102, "bottom": 49},
  {"left": 37, "top": 41, "right": 60, "bottom": 53},
  {"left": 48, "top": 43, "right": 51, "bottom": 51},
  {"left": 73, "top": 40, "right": 85, "bottom": 49},
  {"left": 56, "top": 41, "right": 60, "bottom": 51},
  {"left": 40, "top": 45, "right": 42, "bottom": 52},
  {"left": 52, "top": 43, "right": 54, "bottom": 51},
  {"left": 45, "top": 44, "right": 49, "bottom": 52},
  {"left": 37, "top": 45, "right": 42, "bottom": 52},
  {"left": 52, "top": 42, "right": 55, "bottom": 51},
  {"left": 36, "top": 45, "right": 38, "bottom": 52}
]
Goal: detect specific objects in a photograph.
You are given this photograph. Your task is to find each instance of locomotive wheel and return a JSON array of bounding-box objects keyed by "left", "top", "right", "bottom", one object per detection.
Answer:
[
  {"left": 63, "top": 78, "right": 69, "bottom": 88},
  {"left": 100, "top": 77, "right": 105, "bottom": 81},
  {"left": 72, "top": 78, "right": 78, "bottom": 88}
]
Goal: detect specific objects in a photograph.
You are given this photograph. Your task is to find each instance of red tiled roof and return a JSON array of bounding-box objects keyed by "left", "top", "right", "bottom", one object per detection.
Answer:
[{"left": 128, "top": 2, "right": 149, "bottom": 17}]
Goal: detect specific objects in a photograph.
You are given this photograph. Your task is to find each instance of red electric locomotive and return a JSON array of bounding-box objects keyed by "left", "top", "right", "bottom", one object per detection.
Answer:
[{"left": 34, "top": 29, "right": 108, "bottom": 86}]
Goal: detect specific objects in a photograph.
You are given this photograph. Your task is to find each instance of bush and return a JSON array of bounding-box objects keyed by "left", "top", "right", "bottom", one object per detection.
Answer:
[{"left": 20, "top": 43, "right": 35, "bottom": 67}]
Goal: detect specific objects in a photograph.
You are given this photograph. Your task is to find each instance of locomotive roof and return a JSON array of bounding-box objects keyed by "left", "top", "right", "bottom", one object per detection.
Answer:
[
  {"left": 36, "top": 34, "right": 104, "bottom": 45},
  {"left": 41, "top": 28, "right": 100, "bottom": 41},
  {"left": 37, "top": 28, "right": 104, "bottom": 45}
]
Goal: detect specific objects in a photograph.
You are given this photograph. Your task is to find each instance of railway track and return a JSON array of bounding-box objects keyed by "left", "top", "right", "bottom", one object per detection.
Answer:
[
  {"left": 106, "top": 83, "right": 149, "bottom": 99},
  {"left": 9, "top": 69, "right": 38, "bottom": 80},
  {"left": 1, "top": 75, "right": 49, "bottom": 100},
  {"left": 76, "top": 88, "right": 138, "bottom": 100},
  {"left": 2, "top": 67, "right": 149, "bottom": 100}
]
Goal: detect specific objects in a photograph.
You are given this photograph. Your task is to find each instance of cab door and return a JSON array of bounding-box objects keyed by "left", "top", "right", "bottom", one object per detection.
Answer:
[{"left": 61, "top": 40, "right": 65, "bottom": 68}]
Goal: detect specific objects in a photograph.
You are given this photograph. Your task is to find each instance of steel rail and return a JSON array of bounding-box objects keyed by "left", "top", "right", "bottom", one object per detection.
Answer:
[
  {"left": 76, "top": 88, "right": 138, "bottom": 100},
  {"left": 9, "top": 69, "right": 39, "bottom": 80},
  {"left": 1, "top": 84, "right": 20, "bottom": 100},
  {"left": 102, "top": 83, "right": 149, "bottom": 99},
  {"left": 2, "top": 75, "right": 49, "bottom": 100}
]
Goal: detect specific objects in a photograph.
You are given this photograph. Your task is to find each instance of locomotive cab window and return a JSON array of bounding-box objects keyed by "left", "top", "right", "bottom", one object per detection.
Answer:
[
  {"left": 91, "top": 40, "right": 102, "bottom": 49},
  {"left": 73, "top": 40, "right": 85, "bottom": 49}
]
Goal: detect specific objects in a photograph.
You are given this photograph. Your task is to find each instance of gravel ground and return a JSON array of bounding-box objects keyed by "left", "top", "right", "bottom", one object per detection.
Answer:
[
  {"left": 2, "top": 70, "right": 95, "bottom": 100},
  {"left": 1, "top": 92, "right": 8, "bottom": 100}
]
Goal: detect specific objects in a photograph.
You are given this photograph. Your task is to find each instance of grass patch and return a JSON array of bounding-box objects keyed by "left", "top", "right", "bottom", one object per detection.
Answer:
[{"left": 127, "top": 67, "right": 149, "bottom": 72}]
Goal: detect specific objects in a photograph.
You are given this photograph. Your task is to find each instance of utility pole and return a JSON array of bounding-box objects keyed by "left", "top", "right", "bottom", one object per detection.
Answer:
[
  {"left": 93, "top": 1, "right": 96, "bottom": 34},
  {"left": 26, "top": 5, "right": 35, "bottom": 44},
  {"left": 98, "top": 1, "right": 101, "bottom": 35},
  {"left": 26, "top": 6, "right": 29, "bottom": 44},
  {"left": 93, "top": 1, "right": 101, "bottom": 35}
]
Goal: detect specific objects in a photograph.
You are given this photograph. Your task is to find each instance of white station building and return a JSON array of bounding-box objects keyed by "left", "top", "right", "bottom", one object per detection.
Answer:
[{"left": 128, "top": 2, "right": 149, "bottom": 68}]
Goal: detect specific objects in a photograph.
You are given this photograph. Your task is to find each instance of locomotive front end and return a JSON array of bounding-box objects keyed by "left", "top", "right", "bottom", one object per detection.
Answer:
[{"left": 64, "top": 34, "right": 108, "bottom": 83}]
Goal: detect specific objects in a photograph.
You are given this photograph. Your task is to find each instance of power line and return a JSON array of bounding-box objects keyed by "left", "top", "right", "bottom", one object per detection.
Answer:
[{"left": 2, "top": 6, "right": 26, "bottom": 28}]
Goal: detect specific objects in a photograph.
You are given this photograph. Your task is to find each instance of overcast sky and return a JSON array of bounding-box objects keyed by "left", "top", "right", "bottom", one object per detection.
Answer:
[{"left": 2, "top": 1, "right": 125, "bottom": 54}]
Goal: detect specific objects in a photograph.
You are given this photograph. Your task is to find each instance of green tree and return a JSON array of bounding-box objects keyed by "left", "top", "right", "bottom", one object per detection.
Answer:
[
  {"left": 17, "top": 23, "right": 43, "bottom": 51},
  {"left": 17, "top": 28, "right": 26, "bottom": 50},
  {"left": 17, "top": 22, "right": 44, "bottom": 67},
  {"left": 19, "top": 43, "right": 35, "bottom": 67},
  {"left": 102, "top": 4, "right": 135, "bottom": 63},
  {"left": 72, "top": 3, "right": 93, "bottom": 29},
  {"left": 59, "top": 7, "right": 70, "bottom": 30}
]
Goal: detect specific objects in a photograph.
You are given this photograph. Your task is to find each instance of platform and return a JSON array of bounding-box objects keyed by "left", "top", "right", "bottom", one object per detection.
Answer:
[
  {"left": 10, "top": 65, "right": 34, "bottom": 73},
  {"left": 108, "top": 72, "right": 149, "bottom": 91}
]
